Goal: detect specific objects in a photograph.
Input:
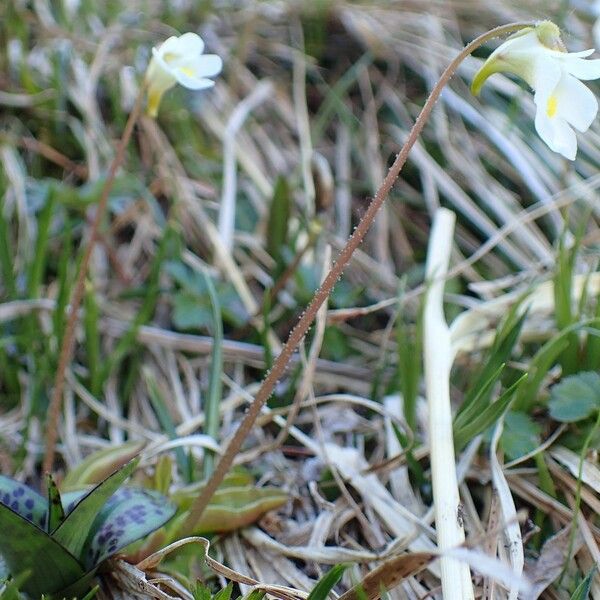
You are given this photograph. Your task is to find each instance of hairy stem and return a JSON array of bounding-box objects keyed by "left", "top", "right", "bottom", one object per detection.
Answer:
[
  {"left": 43, "top": 89, "right": 146, "bottom": 474},
  {"left": 180, "top": 22, "right": 532, "bottom": 536}
]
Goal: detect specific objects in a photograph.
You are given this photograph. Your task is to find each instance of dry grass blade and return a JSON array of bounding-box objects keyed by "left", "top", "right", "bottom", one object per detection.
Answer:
[{"left": 337, "top": 552, "right": 434, "bottom": 600}]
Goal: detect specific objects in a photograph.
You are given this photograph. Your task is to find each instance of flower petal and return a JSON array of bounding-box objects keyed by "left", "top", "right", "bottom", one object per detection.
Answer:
[
  {"left": 532, "top": 56, "right": 562, "bottom": 102},
  {"left": 183, "top": 54, "right": 223, "bottom": 79},
  {"left": 173, "top": 71, "right": 216, "bottom": 90},
  {"left": 560, "top": 56, "right": 600, "bottom": 80},
  {"left": 154, "top": 36, "right": 181, "bottom": 58},
  {"left": 534, "top": 109, "right": 577, "bottom": 160},
  {"left": 555, "top": 74, "right": 598, "bottom": 131},
  {"left": 174, "top": 32, "right": 205, "bottom": 55}
]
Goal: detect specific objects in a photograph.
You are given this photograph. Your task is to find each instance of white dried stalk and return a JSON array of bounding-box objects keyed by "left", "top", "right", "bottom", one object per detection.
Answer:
[
  {"left": 491, "top": 420, "right": 524, "bottom": 600},
  {"left": 219, "top": 80, "right": 273, "bottom": 251},
  {"left": 423, "top": 208, "right": 474, "bottom": 600}
]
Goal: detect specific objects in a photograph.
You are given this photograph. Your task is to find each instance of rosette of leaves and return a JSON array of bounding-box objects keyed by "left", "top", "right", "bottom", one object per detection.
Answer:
[{"left": 0, "top": 458, "right": 176, "bottom": 598}]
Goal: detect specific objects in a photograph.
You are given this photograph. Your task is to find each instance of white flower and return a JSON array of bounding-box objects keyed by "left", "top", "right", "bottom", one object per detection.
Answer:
[
  {"left": 471, "top": 21, "right": 600, "bottom": 160},
  {"left": 144, "top": 32, "right": 222, "bottom": 118}
]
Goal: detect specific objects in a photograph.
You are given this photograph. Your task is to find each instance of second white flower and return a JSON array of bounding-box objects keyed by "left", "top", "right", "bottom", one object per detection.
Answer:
[
  {"left": 145, "top": 32, "right": 223, "bottom": 118},
  {"left": 472, "top": 21, "right": 600, "bottom": 160}
]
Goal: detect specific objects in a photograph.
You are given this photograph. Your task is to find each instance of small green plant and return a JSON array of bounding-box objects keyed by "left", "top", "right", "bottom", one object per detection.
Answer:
[
  {"left": 0, "top": 458, "right": 176, "bottom": 598},
  {"left": 190, "top": 582, "right": 265, "bottom": 600}
]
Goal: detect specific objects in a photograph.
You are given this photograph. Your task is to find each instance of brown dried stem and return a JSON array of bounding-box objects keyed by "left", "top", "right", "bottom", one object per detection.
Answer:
[
  {"left": 42, "top": 89, "right": 147, "bottom": 474},
  {"left": 179, "top": 21, "right": 533, "bottom": 537}
]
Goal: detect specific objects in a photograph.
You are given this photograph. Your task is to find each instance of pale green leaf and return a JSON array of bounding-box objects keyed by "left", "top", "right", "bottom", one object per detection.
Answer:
[{"left": 549, "top": 372, "right": 600, "bottom": 423}]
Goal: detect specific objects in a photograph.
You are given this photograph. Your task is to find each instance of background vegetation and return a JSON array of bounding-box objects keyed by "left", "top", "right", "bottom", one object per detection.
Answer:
[{"left": 1, "top": 0, "right": 600, "bottom": 598}]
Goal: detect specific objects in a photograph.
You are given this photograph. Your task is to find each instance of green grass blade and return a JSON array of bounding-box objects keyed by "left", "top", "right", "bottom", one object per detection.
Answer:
[
  {"left": 213, "top": 582, "right": 233, "bottom": 600},
  {"left": 144, "top": 368, "right": 193, "bottom": 482},
  {"left": 396, "top": 293, "right": 423, "bottom": 432},
  {"left": 458, "top": 307, "right": 527, "bottom": 418},
  {"left": 513, "top": 318, "right": 600, "bottom": 412},
  {"left": 0, "top": 195, "right": 17, "bottom": 299},
  {"left": 266, "top": 176, "right": 291, "bottom": 276},
  {"left": 584, "top": 295, "right": 600, "bottom": 370},
  {"left": 84, "top": 280, "right": 102, "bottom": 396},
  {"left": 26, "top": 187, "right": 55, "bottom": 298},
  {"left": 98, "top": 225, "right": 173, "bottom": 386},
  {"left": 454, "top": 374, "right": 527, "bottom": 451},
  {"left": 52, "top": 216, "right": 74, "bottom": 344},
  {"left": 570, "top": 568, "right": 595, "bottom": 600},
  {"left": 201, "top": 269, "right": 223, "bottom": 478},
  {"left": 454, "top": 363, "right": 505, "bottom": 433},
  {"left": 307, "top": 563, "right": 350, "bottom": 600},
  {"left": 553, "top": 233, "right": 579, "bottom": 376}
]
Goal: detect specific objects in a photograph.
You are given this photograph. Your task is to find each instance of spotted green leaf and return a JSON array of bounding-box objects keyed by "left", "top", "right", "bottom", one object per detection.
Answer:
[
  {"left": 0, "top": 476, "right": 47, "bottom": 529},
  {"left": 0, "top": 502, "right": 86, "bottom": 598},
  {"left": 61, "top": 489, "right": 88, "bottom": 515},
  {"left": 84, "top": 487, "right": 176, "bottom": 568},
  {"left": 52, "top": 458, "right": 139, "bottom": 559}
]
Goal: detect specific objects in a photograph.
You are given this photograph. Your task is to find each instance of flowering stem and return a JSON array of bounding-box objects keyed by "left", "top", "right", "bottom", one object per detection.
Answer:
[
  {"left": 42, "top": 88, "right": 147, "bottom": 474},
  {"left": 179, "top": 22, "right": 533, "bottom": 538}
]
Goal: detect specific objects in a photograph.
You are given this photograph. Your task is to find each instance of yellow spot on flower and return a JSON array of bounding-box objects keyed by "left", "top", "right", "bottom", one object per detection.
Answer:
[
  {"left": 546, "top": 95, "right": 558, "bottom": 118},
  {"left": 178, "top": 66, "right": 195, "bottom": 77}
]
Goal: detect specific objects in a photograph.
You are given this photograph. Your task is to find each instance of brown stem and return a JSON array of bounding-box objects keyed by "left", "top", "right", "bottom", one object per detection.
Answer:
[
  {"left": 42, "top": 89, "right": 146, "bottom": 474},
  {"left": 179, "top": 22, "right": 532, "bottom": 536}
]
